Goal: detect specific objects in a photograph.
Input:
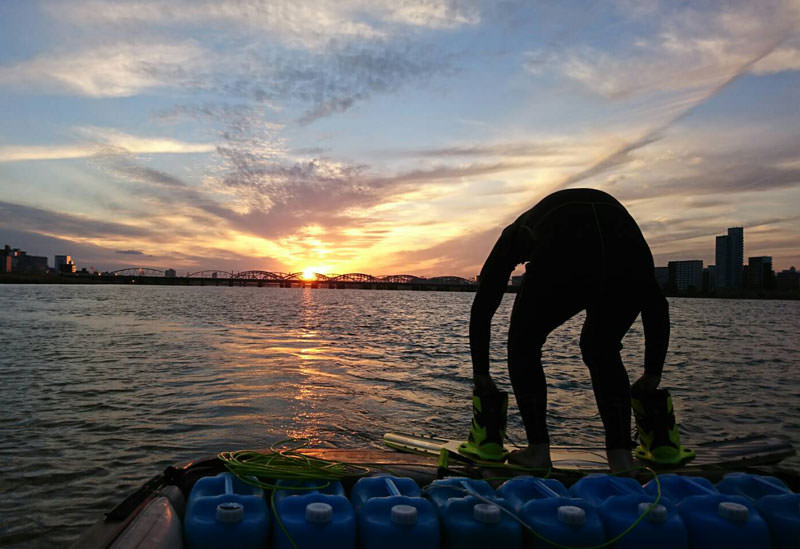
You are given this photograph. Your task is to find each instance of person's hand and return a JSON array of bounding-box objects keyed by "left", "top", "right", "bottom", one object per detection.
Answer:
[
  {"left": 631, "top": 373, "right": 661, "bottom": 395},
  {"left": 473, "top": 373, "right": 498, "bottom": 395}
]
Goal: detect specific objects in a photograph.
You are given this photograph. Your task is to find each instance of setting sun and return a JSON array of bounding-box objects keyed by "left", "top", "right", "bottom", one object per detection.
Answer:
[{"left": 299, "top": 266, "right": 333, "bottom": 280}]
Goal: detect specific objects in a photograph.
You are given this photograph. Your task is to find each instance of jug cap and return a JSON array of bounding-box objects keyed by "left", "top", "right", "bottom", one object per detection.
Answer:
[
  {"left": 473, "top": 503, "right": 501, "bottom": 524},
  {"left": 216, "top": 502, "right": 244, "bottom": 523},
  {"left": 718, "top": 501, "right": 749, "bottom": 522},
  {"left": 557, "top": 505, "right": 586, "bottom": 527},
  {"left": 306, "top": 502, "right": 334, "bottom": 524},
  {"left": 391, "top": 504, "right": 418, "bottom": 525},
  {"left": 638, "top": 502, "right": 668, "bottom": 523}
]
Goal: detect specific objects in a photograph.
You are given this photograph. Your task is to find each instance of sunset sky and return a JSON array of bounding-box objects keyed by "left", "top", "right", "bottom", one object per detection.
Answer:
[{"left": 1, "top": 0, "right": 798, "bottom": 277}]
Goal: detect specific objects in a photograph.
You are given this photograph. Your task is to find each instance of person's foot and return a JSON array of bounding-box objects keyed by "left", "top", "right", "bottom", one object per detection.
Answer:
[
  {"left": 508, "top": 443, "right": 552, "bottom": 469},
  {"left": 607, "top": 448, "right": 635, "bottom": 475}
]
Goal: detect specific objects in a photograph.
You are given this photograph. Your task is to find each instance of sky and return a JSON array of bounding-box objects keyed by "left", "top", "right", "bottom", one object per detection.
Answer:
[{"left": 1, "top": 0, "right": 799, "bottom": 277}]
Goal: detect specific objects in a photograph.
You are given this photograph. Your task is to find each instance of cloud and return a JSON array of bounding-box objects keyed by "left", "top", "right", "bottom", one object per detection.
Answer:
[
  {"left": 548, "top": 32, "right": 793, "bottom": 193},
  {"left": 238, "top": 40, "right": 454, "bottom": 124},
  {"left": 379, "top": 226, "right": 500, "bottom": 276},
  {"left": 600, "top": 134, "right": 800, "bottom": 202},
  {"left": 0, "top": 128, "right": 215, "bottom": 162},
  {"left": 617, "top": 162, "right": 800, "bottom": 202},
  {"left": 0, "top": 41, "right": 208, "bottom": 97},
  {"left": 526, "top": 1, "right": 799, "bottom": 104},
  {"left": 88, "top": 150, "right": 236, "bottom": 229},
  {"left": 46, "top": 1, "right": 383, "bottom": 48},
  {"left": 0, "top": 225, "right": 287, "bottom": 272},
  {"left": 115, "top": 249, "right": 144, "bottom": 255},
  {"left": 385, "top": 1, "right": 480, "bottom": 29},
  {"left": 0, "top": 201, "right": 151, "bottom": 239},
  {"left": 87, "top": 144, "right": 375, "bottom": 239},
  {"left": 5, "top": 0, "right": 797, "bottom": 276},
  {"left": 0, "top": 226, "right": 136, "bottom": 269},
  {"left": 75, "top": 112, "right": 581, "bottom": 258},
  {"left": 386, "top": 140, "right": 593, "bottom": 162},
  {"left": 751, "top": 43, "right": 800, "bottom": 74},
  {"left": 79, "top": 139, "right": 526, "bottom": 255},
  {"left": 93, "top": 151, "right": 191, "bottom": 190},
  {"left": 210, "top": 137, "right": 544, "bottom": 240},
  {"left": 24, "top": 3, "right": 458, "bottom": 121},
  {"left": 77, "top": 127, "right": 216, "bottom": 154},
  {"left": 170, "top": 97, "right": 550, "bottom": 242},
  {"left": 45, "top": 1, "right": 480, "bottom": 48},
  {"left": 0, "top": 145, "right": 99, "bottom": 163}
]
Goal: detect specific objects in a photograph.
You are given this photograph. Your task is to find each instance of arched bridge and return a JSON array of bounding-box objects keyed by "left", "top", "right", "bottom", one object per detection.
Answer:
[
  {"left": 103, "top": 267, "right": 476, "bottom": 289},
  {"left": 186, "top": 270, "right": 236, "bottom": 279},
  {"left": 109, "top": 267, "right": 165, "bottom": 276}
]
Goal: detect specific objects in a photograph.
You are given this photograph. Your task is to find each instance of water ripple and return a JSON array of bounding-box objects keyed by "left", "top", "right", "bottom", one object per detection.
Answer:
[{"left": 0, "top": 286, "right": 798, "bottom": 546}]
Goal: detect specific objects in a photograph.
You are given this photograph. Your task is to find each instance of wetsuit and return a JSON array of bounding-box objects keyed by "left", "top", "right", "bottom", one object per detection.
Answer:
[{"left": 470, "top": 188, "right": 669, "bottom": 451}]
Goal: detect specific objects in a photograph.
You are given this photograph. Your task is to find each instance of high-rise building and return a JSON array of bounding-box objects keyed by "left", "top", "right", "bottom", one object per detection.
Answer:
[
  {"left": 728, "top": 227, "right": 743, "bottom": 288},
  {"left": 715, "top": 235, "right": 729, "bottom": 287},
  {"left": 746, "top": 256, "right": 774, "bottom": 290},
  {"left": 706, "top": 265, "right": 717, "bottom": 290},
  {"left": 1, "top": 245, "right": 48, "bottom": 274},
  {"left": 55, "top": 255, "right": 76, "bottom": 273},
  {"left": 668, "top": 260, "right": 703, "bottom": 291},
  {"left": 1, "top": 245, "right": 12, "bottom": 273},
  {"left": 714, "top": 227, "right": 743, "bottom": 289},
  {"left": 654, "top": 267, "right": 669, "bottom": 289},
  {"left": 777, "top": 267, "right": 799, "bottom": 290}
]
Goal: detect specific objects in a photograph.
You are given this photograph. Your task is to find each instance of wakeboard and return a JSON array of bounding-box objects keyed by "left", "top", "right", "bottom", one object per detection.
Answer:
[{"left": 383, "top": 431, "right": 796, "bottom": 473}]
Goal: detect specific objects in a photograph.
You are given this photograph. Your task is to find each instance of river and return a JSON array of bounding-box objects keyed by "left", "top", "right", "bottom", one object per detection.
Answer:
[{"left": 0, "top": 285, "right": 798, "bottom": 546}]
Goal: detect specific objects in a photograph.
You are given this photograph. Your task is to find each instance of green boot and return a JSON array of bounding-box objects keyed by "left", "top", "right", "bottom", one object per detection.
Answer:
[
  {"left": 631, "top": 388, "right": 695, "bottom": 466},
  {"left": 459, "top": 389, "right": 509, "bottom": 462}
]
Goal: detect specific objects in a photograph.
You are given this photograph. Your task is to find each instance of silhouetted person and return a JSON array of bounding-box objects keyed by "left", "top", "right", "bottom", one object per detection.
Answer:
[{"left": 470, "top": 188, "right": 668, "bottom": 472}]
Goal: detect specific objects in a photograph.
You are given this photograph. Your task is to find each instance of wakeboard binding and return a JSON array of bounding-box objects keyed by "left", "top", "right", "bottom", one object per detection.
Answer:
[
  {"left": 459, "top": 388, "right": 509, "bottom": 462},
  {"left": 631, "top": 388, "right": 695, "bottom": 466}
]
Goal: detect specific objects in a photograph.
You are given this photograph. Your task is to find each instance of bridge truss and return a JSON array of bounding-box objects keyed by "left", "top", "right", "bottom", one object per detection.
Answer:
[
  {"left": 105, "top": 267, "right": 475, "bottom": 286},
  {"left": 109, "top": 267, "right": 165, "bottom": 277}
]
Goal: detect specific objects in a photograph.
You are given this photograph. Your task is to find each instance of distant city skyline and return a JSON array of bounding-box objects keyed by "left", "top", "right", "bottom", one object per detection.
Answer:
[
  {"left": 1, "top": 1, "right": 799, "bottom": 276},
  {"left": 2, "top": 223, "right": 795, "bottom": 277}
]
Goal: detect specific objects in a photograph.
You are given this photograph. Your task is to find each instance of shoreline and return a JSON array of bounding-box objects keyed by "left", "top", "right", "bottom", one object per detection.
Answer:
[
  {"left": 0, "top": 272, "right": 485, "bottom": 293},
  {"left": 3, "top": 272, "right": 799, "bottom": 299}
]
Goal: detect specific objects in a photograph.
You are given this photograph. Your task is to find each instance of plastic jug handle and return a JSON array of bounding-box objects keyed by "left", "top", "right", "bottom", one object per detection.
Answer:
[
  {"left": 460, "top": 480, "right": 476, "bottom": 496},
  {"left": 752, "top": 476, "right": 783, "bottom": 494},
  {"left": 385, "top": 478, "right": 401, "bottom": 497},
  {"left": 686, "top": 477, "right": 715, "bottom": 495},
  {"left": 537, "top": 480, "right": 561, "bottom": 498}
]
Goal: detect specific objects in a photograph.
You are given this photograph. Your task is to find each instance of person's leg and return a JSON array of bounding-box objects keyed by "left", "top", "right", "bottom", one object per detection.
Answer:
[
  {"left": 580, "top": 294, "right": 641, "bottom": 471},
  {"left": 507, "top": 271, "right": 584, "bottom": 465}
]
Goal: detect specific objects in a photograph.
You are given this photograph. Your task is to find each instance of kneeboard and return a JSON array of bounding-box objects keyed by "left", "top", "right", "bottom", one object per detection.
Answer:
[{"left": 383, "top": 431, "right": 795, "bottom": 472}]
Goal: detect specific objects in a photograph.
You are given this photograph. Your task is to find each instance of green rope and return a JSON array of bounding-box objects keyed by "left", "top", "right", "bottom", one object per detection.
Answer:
[
  {"left": 218, "top": 440, "right": 664, "bottom": 549},
  {"left": 461, "top": 466, "right": 664, "bottom": 549},
  {"left": 218, "top": 439, "right": 371, "bottom": 549},
  {"left": 269, "top": 488, "right": 298, "bottom": 549},
  {"left": 218, "top": 439, "right": 371, "bottom": 490}
]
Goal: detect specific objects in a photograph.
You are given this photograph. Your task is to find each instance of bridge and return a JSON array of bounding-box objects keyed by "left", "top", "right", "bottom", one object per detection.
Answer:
[
  {"left": 109, "top": 267, "right": 167, "bottom": 277},
  {"left": 98, "top": 267, "right": 479, "bottom": 291}
]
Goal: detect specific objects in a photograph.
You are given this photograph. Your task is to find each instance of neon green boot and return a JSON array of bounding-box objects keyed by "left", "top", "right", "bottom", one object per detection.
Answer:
[
  {"left": 631, "top": 388, "right": 695, "bottom": 466},
  {"left": 459, "top": 389, "right": 509, "bottom": 462}
]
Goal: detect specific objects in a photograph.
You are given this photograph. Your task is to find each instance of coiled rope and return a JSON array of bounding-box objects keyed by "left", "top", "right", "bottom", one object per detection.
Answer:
[
  {"left": 218, "top": 439, "right": 371, "bottom": 490},
  {"left": 218, "top": 439, "right": 664, "bottom": 549}
]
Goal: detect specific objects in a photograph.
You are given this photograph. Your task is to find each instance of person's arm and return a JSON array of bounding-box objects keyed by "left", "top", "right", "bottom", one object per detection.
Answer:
[
  {"left": 632, "top": 278, "right": 670, "bottom": 393},
  {"left": 470, "top": 224, "right": 520, "bottom": 389}
]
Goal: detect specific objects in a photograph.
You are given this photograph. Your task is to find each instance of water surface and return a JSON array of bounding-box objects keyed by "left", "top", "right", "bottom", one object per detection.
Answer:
[{"left": 0, "top": 285, "right": 798, "bottom": 546}]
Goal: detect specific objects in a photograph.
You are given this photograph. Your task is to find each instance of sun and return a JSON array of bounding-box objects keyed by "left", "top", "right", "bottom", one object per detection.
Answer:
[{"left": 299, "top": 265, "right": 332, "bottom": 281}]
